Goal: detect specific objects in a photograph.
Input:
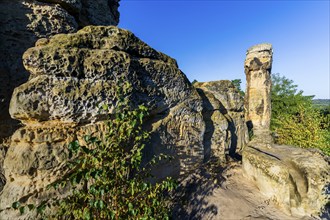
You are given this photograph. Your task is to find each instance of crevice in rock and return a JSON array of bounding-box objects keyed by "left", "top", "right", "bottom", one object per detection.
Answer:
[{"left": 248, "top": 146, "right": 281, "bottom": 161}]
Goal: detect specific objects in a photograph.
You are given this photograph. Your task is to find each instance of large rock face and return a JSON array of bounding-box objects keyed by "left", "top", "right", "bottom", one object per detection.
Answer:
[
  {"left": 0, "top": 25, "right": 249, "bottom": 219},
  {"left": 0, "top": 26, "right": 204, "bottom": 219},
  {"left": 194, "top": 81, "right": 249, "bottom": 161},
  {"left": 244, "top": 43, "right": 273, "bottom": 143},
  {"left": 0, "top": 0, "right": 120, "bottom": 139}
]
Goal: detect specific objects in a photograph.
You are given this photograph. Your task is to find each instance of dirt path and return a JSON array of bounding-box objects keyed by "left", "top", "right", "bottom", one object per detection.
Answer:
[{"left": 172, "top": 162, "right": 315, "bottom": 220}]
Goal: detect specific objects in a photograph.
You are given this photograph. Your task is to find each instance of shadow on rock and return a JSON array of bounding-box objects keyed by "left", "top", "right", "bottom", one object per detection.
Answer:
[{"left": 171, "top": 159, "right": 227, "bottom": 220}]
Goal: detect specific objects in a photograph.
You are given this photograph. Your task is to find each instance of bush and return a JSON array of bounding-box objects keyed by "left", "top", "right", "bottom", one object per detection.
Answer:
[
  {"left": 271, "top": 73, "right": 330, "bottom": 155},
  {"left": 273, "top": 105, "right": 329, "bottom": 155}
]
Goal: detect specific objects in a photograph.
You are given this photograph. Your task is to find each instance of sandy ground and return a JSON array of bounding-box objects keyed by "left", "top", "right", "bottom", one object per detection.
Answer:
[{"left": 172, "top": 161, "right": 319, "bottom": 220}]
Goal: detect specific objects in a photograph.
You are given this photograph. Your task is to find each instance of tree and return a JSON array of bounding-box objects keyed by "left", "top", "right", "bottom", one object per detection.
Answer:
[
  {"left": 271, "top": 73, "right": 329, "bottom": 155},
  {"left": 231, "top": 79, "right": 245, "bottom": 96},
  {"left": 191, "top": 79, "right": 198, "bottom": 85},
  {"left": 271, "top": 73, "right": 314, "bottom": 127}
]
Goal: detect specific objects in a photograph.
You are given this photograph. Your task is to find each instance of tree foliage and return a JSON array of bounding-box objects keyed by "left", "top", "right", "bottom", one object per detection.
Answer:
[
  {"left": 13, "top": 81, "right": 176, "bottom": 219},
  {"left": 271, "top": 73, "right": 314, "bottom": 126},
  {"left": 271, "top": 73, "right": 329, "bottom": 155},
  {"left": 231, "top": 79, "right": 245, "bottom": 96}
]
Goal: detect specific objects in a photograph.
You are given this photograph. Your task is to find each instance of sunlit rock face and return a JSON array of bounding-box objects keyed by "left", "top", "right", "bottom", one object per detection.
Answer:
[
  {"left": 0, "top": 0, "right": 120, "bottom": 140},
  {"left": 243, "top": 145, "right": 330, "bottom": 217},
  {"left": 244, "top": 43, "right": 273, "bottom": 144},
  {"left": 243, "top": 43, "right": 330, "bottom": 218}
]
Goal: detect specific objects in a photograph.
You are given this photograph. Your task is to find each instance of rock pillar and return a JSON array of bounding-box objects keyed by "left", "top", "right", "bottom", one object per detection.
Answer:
[{"left": 244, "top": 43, "right": 273, "bottom": 143}]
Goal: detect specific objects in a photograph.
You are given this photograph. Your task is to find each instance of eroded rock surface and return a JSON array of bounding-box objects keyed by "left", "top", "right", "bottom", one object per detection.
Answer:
[
  {"left": 243, "top": 43, "right": 329, "bottom": 218},
  {"left": 0, "top": 0, "right": 120, "bottom": 139},
  {"left": 243, "top": 144, "right": 330, "bottom": 217},
  {"left": 244, "top": 43, "right": 273, "bottom": 144},
  {"left": 194, "top": 81, "right": 248, "bottom": 161},
  {"left": 1, "top": 26, "right": 208, "bottom": 219}
]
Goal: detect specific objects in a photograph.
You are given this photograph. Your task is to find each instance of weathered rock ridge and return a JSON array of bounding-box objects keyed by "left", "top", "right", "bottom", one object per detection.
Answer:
[
  {"left": 243, "top": 144, "right": 330, "bottom": 217},
  {"left": 0, "top": 26, "right": 248, "bottom": 219},
  {"left": 0, "top": 0, "right": 120, "bottom": 139}
]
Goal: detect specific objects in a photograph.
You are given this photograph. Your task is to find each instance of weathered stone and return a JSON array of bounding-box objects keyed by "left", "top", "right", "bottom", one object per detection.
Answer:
[
  {"left": 243, "top": 43, "right": 330, "bottom": 217},
  {"left": 243, "top": 144, "right": 330, "bottom": 217},
  {"left": 1, "top": 26, "right": 208, "bottom": 218},
  {"left": 11, "top": 26, "right": 190, "bottom": 124},
  {"left": 0, "top": 0, "right": 120, "bottom": 139},
  {"left": 194, "top": 81, "right": 249, "bottom": 160},
  {"left": 0, "top": 122, "right": 108, "bottom": 219},
  {"left": 244, "top": 43, "right": 273, "bottom": 143}
]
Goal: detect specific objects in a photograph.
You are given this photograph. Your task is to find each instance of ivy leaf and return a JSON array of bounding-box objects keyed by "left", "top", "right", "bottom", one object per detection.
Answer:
[
  {"left": 19, "top": 206, "right": 25, "bottom": 215},
  {"left": 99, "top": 200, "right": 105, "bottom": 209},
  {"left": 27, "top": 204, "right": 35, "bottom": 211},
  {"left": 12, "top": 201, "right": 20, "bottom": 209}
]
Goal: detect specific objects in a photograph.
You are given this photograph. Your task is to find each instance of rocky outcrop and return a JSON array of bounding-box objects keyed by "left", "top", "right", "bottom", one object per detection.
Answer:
[
  {"left": 0, "top": 26, "right": 206, "bottom": 219},
  {"left": 243, "top": 43, "right": 329, "bottom": 217},
  {"left": 243, "top": 144, "right": 330, "bottom": 217},
  {"left": 0, "top": 25, "right": 250, "bottom": 219},
  {"left": 194, "top": 81, "right": 248, "bottom": 161},
  {"left": 0, "top": 0, "right": 120, "bottom": 139},
  {"left": 244, "top": 43, "right": 273, "bottom": 144}
]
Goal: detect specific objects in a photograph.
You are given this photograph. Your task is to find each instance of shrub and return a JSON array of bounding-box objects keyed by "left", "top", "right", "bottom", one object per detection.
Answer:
[
  {"left": 13, "top": 81, "right": 176, "bottom": 219},
  {"left": 274, "top": 105, "right": 329, "bottom": 155},
  {"left": 271, "top": 73, "right": 330, "bottom": 156}
]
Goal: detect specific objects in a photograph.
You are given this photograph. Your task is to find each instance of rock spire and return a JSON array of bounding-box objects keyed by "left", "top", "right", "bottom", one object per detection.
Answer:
[{"left": 244, "top": 43, "right": 273, "bottom": 144}]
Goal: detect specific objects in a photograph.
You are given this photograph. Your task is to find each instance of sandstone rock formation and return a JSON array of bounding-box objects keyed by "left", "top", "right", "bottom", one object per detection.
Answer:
[
  {"left": 243, "top": 145, "right": 330, "bottom": 217},
  {"left": 1, "top": 4, "right": 328, "bottom": 218},
  {"left": 0, "top": 25, "right": 250, "bottom": 219},
  {"left": 244, "top": 43, "right": 273, "bottom": 144},
  {"left": 194, "top": 81, "right": 248, "bottom": 161},
  {"left": 243, "top": 43, "right": 329, "bottom": 218},
  {"left": 0, "top": 0, "right": 120, "bottom": 139}
]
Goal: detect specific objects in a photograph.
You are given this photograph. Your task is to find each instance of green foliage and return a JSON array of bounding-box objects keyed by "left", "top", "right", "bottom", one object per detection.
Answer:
[
  {"left": 13, "top": 81, "right": 176, "bottom": 219},
  {"left": 271, "top": 73, "right": 330, "bottom": 155},
  {"left": 271, "top": 73, "right": 314, "bottom": 128},
  {"left": 231, "top": 79, "right": 245, "bottom": 96},
  {"left": 313, "top": 99, "right": 330, "bottom": 117},
  {"left": 273, "top": 105, "right": 330, "bottom": 155}
]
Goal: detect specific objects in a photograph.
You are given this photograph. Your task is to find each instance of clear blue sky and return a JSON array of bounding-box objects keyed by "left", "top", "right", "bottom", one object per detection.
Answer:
[{"left": 118, "top": 1, "right": 329, "bottom": 99}]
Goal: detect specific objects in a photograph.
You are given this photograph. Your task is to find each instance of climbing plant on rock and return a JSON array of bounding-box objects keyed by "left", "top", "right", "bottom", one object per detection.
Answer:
[{"left": 12, "top": 81, "right": 177, "bottom": 219}]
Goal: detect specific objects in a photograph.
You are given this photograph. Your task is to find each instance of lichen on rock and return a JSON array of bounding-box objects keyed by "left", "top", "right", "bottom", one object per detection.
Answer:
[
  {"left": 1, "top": 26, "right": 209, "bottom": 219},
  {"left": 0, "top": 0, "right": 121, "bottom": 140}
]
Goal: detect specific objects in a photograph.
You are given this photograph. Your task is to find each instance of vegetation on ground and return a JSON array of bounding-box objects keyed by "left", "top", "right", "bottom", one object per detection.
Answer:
[
  {"left": 270, "top": 73, "right": 330, "bottom": 155},
  {"left": 13, "top": 81, "right": 176, "bottom": 219}
]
